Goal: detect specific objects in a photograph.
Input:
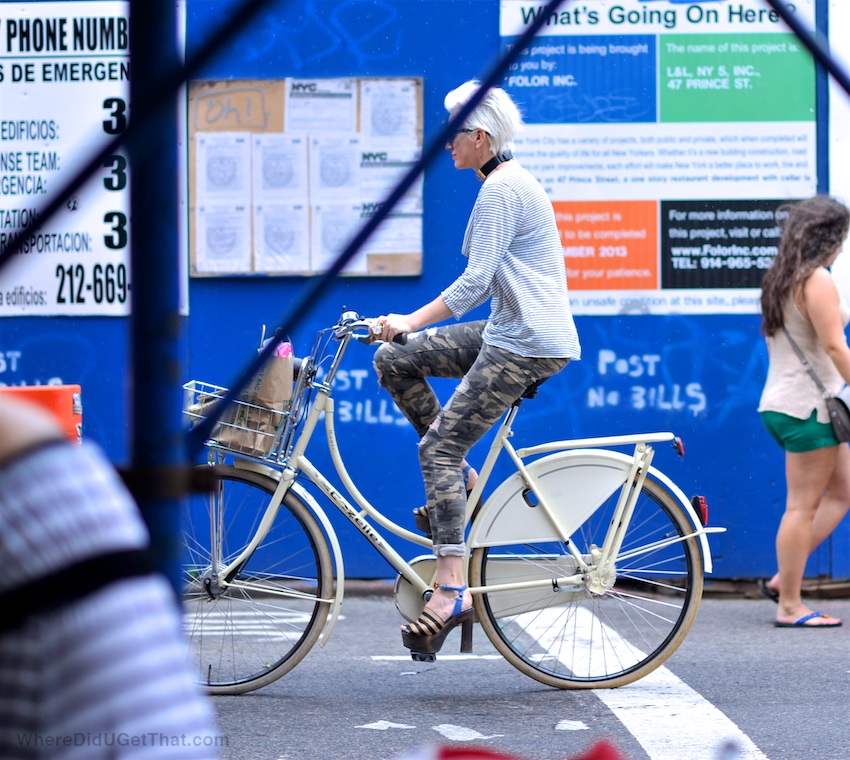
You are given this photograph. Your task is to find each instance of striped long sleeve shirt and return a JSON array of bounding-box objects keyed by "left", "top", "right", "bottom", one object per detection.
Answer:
[{"left": 441, "top": 162, "right": 581, "bottom": 360}]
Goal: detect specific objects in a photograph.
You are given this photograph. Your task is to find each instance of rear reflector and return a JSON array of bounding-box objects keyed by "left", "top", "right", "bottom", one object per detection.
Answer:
[{"left": 691, "top": 495, "right": 708, "bottom": 526}]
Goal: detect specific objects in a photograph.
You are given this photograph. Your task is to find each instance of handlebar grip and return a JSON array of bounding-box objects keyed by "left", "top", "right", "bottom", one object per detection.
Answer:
[{"left": 366, "top": 320, "right": 407, "bottom": 345}]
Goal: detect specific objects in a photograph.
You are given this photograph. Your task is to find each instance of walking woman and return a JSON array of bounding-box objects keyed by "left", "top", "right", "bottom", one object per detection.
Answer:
[
  {"left": 758, "top": 195, "right": 850, "bottom": 627},
  {"left": 372, "top": 80, "right": 581, "bottom": 655}
]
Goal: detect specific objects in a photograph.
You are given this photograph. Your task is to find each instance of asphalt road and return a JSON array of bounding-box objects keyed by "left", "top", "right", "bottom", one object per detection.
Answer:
[{"left": 207, "top": 587, "right": 850, "bottom": 760}]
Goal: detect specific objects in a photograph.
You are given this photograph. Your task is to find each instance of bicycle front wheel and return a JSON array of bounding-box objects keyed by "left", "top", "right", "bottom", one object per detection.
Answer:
[
  {"left": 182, "top": 464, "right": 333, "bottom": 694},
  {"left": 469, "top": 456, "right": 703, "bottom": 689}
]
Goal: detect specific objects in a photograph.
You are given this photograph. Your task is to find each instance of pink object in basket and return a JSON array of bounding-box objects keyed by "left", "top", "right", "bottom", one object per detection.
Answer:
[{"left": 261, "top": 337, "right": 293, "bottom": 357}]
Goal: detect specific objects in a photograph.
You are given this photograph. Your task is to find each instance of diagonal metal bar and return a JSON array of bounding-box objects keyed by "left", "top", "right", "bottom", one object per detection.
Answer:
[
  {"left": 763, "top": 0, "right": 850, "bottom": 98},
  {"left": 187, "top": 0, "right": 571, "bottom": 456},
  {"left": 0, "top": 0, "right": 281, "bottom": 273}
]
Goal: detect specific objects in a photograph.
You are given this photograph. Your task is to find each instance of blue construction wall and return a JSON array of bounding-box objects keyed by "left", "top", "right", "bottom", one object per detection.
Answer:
[{"left": 3, "top": 0, "right": 848, "bottom": 581}]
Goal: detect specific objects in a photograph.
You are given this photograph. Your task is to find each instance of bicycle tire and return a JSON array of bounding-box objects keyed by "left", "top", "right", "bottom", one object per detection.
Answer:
[
  {"left": 182, "top": 464, "right": 333, "bottom": 694},
  {"left": 469, "top": 454, "right": 703, "bottom": 689}
]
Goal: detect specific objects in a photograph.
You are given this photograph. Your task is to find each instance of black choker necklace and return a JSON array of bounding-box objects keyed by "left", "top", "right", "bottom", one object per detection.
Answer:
[{"left": 476, "top": 152, "right": 513, "bottom": 181}]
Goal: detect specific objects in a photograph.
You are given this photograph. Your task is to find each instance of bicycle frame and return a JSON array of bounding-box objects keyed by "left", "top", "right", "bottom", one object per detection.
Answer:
[{"left": 208, "top": 321, "right": 722, "bottom": 645}]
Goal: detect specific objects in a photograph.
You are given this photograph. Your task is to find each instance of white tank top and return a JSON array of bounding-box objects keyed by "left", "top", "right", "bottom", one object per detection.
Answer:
[{"left": 758, "top": 271, "right": 850, "bottom": 422}]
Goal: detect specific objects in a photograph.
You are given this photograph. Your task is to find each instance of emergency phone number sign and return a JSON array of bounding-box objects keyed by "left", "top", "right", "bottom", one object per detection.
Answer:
[{"left": 0, "top": 2, "right": 131, "bottom": 316}]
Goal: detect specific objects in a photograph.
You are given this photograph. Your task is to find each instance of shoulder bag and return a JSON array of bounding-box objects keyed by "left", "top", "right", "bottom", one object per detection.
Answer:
[{"left": 782, "top": 326, "right": 850, "bottom": 442}]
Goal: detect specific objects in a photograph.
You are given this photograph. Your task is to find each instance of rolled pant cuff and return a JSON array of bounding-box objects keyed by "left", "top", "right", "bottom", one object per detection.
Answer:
[{"left": 433, "top": 542, "right": 466, "bottom": 557}]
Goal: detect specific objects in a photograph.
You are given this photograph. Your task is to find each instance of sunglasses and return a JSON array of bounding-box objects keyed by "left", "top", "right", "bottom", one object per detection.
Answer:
[{"left": 447, "top": 127, "right": 478, "bottom": 147}]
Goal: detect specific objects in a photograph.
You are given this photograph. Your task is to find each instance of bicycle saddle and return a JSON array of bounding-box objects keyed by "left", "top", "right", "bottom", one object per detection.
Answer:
[{"left": 521, "top": 377, "right": 548, "bottom": 400}]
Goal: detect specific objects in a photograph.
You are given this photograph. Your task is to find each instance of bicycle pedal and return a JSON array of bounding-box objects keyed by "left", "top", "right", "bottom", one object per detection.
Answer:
[{"left": 411, "top": 651, "right": 436, "bottom": 663}]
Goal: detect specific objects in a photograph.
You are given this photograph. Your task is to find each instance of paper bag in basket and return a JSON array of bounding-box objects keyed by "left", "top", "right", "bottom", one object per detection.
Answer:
[{"left": 214, "top": 353, "right": 293, "bottom": 456}]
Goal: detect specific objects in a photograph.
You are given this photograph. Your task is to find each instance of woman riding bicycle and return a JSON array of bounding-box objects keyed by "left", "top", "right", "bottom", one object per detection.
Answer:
[{"left": 372, "top": 80, "right": 581, "bottom": 656}]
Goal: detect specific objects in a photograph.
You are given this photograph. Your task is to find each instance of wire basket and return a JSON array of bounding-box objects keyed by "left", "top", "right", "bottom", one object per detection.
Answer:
[{"left": 183, "top": 380, "right": 285, "bottom": 460}]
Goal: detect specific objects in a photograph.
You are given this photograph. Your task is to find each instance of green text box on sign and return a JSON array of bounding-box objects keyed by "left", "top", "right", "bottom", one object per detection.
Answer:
[{"left": 660, "top": 33, "right": 815, "bottom": 123}]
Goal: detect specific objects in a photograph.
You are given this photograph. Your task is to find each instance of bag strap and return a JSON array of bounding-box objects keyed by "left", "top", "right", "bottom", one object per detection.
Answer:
[
  {"left": 0, "top": 548, "right": 157, "bottom": 636},
  {"left": 782, "top": 325, "right": 831, "bottom": 398}
]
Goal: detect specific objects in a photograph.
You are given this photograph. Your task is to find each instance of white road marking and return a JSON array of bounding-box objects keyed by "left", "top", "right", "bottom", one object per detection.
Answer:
[
  {"left": 196, "top": 627, "right": 301, "bottom": 639},
  {"left": 366, "top": 609, "right": 767, "bottom": 758},
  {"left": 355, "top": 721, "right": 416, "bottom": 731},
  {"left": 184, "top": 609, "right": 312, "bottom": 639},
  {"left": 432, "top": 725, "right": 504, "bottom": 741},
  {"left": 596, "top": 671, "right": 767, "bottom": 760},
  {"left": 556, "top": 720, "right": 590, "bottom": 731},
  {"left": 521, "top": 608, "right": 769, "bottom": 760}
]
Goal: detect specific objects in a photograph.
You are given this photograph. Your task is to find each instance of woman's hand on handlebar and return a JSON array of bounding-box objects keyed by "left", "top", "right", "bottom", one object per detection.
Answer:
[
  {"left": 371, "top": 298, "right": 449, "bottom": 345},
  {"left": 372, "top": 313, "right": 411, "bottom": 345}
]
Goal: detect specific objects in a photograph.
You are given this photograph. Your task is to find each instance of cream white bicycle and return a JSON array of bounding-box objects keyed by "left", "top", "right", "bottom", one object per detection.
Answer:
[{"left": 182, "top": 310, "right": 724, "bottom": 695}]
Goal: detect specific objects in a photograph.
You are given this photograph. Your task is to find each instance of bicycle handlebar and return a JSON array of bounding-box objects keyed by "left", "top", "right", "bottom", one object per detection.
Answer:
[
  {"left": 383, "top": 329, "right": 409, "bottom": 346},
  {"left": 334, "top": 311, "right": 407, "bottom": 346}
]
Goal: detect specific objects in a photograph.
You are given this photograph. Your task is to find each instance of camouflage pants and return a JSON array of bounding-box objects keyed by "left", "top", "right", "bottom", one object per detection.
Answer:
[{"left": 373, "top": 321, "right": 569, "bottom": 554}]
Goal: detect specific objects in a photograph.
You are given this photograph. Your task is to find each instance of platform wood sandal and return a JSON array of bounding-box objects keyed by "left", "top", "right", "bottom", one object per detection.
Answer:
[
  {"left": 412, "top": 505, "right": 432, "bottom": 538},
  {"left": 401, "top": 584, "right": 474, "bottom": 662},
  {"left": 412, "top": 465, "right": 479, "bottom": 539}
]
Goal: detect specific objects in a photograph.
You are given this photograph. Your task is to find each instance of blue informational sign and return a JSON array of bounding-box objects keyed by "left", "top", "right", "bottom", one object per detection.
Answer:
[
  {"left": 2, "top": 0, "right": 848, "bottom": 581},
  {"left": 502, "top": 34, "right": 657, "bottom": 124}
]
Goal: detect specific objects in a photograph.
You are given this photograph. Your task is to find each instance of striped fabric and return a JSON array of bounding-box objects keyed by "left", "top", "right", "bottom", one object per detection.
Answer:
[
  {"left": 0, "top": 441, "right": 220, "bottom": 759},
  {"left": 441, "top": 162, "right": 581, "bottom": 360}
]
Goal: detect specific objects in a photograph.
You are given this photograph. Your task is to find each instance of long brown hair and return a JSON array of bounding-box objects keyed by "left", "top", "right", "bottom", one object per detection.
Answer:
[{"left": 760, "top": 195, "right": 850, "bottom": 335}]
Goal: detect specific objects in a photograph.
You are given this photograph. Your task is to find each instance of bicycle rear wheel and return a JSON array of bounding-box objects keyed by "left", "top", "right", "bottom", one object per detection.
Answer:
[
  {"left": 469, "top": 456, "right": 703, "bottom": 689},
  {"left": 182, "top": 464, "right": 333, "bottom": 694}
]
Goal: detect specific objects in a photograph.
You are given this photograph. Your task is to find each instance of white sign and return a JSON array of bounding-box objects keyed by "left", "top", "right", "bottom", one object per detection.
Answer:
[
  {"left": 0, "top": 1, "right": 131, "bottom": 316},
  {"left": 499, "top": 0, "right": 818, "bottom": 316}
]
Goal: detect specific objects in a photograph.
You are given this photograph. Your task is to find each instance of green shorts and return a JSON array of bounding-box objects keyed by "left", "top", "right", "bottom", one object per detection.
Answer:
[{"left": 760, "top": 409, "right": 839, "bottom": 453}]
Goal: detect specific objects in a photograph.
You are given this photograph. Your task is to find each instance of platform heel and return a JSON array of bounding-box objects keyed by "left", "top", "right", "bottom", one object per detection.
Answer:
[{"left": 401, "top": 584, "right": 474, "bottom": 661}]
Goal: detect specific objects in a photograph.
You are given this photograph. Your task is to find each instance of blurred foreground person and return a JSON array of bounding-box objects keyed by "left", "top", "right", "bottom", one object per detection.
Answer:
[{"left": 0, "top": 396, "right": 220, "bottom": 758}]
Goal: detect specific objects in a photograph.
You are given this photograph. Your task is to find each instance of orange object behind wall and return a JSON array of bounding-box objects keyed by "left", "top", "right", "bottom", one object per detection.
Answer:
[{"left": 0, "top": 385, "right": 82, "bottom": 443}]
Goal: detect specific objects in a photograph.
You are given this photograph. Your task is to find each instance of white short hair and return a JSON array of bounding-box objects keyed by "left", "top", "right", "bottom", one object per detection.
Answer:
[{"left": 444, "top": 80, "right": 523, "bottom": 156}]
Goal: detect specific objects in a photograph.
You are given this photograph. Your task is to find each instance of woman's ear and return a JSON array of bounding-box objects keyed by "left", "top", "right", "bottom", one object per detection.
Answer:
[{"left": 477, "top": 130, "right": 492, "bottom": 152}]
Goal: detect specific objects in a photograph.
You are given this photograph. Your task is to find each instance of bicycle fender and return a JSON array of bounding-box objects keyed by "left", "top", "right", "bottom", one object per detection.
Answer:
[
  {"left": 467, "top": 449, "right": 715, "bottom": 573},
  {"left": 232, "top": 460, "right": 345, "bottom": 646},
  {"left": 288, "top": 481, "right": 345, "bottom": 645},
  {"left": 643, "top": 460, "right": 715, "bottom": 574}
]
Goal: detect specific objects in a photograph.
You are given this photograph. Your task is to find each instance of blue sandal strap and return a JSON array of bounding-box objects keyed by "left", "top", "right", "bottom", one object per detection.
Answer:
[{"left": 436, "top": 584, "right": 468, "bottom": 618}]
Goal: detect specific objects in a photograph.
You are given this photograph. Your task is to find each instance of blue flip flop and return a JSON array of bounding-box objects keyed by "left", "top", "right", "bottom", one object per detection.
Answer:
[
  {"left": 757, "top": 579, "right": 779, "bottom": 604},
  {"left": 775, "top": 611, "right": 842, "bottom": 628}
]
